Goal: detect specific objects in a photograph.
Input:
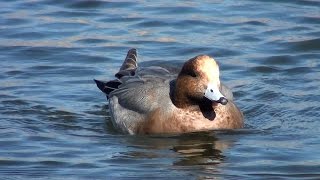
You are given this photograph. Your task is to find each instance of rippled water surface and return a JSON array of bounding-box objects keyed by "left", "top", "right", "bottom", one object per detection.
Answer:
[{"left": 1, "top": 0, "right": 320, "bottom": 179}]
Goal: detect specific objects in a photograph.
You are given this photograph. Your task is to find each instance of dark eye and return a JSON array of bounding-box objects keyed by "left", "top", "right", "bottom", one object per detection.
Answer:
[{"left": 188, "top": 71, "right": 197, "bottom": 78}]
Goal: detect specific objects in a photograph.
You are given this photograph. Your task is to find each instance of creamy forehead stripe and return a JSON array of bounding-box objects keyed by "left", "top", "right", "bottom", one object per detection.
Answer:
[{"left": 198, "top": 57, "right": 220, "bottom": 82}]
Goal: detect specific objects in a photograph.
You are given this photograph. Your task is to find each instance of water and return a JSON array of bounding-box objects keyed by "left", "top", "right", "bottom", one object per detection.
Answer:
[{"left": 0, "top": 0, "right": 319, "bottom": 179}]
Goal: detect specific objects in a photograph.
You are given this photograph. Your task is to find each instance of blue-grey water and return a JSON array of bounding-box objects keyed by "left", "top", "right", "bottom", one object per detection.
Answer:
[{"left": 1, "top": 0, "right": 320, "bottom": 179}]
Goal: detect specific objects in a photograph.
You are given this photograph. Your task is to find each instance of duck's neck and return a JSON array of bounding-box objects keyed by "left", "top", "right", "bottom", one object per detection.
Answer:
[
  {"left": 173, "top": 93, "right": 192, "bottom": 109},
  {"left": 171, "top": 79, "right": 198, "bottom": 109}
]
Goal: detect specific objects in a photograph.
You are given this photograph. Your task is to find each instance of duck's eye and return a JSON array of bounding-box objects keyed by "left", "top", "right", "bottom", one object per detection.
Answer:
[{"left": 188, "top": 71, "right": 197, "bottom": 78}]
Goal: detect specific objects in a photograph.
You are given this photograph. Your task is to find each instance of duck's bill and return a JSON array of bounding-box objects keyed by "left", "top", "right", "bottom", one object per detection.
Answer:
[{"left": 204, "top": 83, "right": 228, "bottom": 105}]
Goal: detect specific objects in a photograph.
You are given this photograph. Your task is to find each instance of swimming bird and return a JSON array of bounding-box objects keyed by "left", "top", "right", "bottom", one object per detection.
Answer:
[{"left": 95, "top": 49, "right": 243, "bottom": 135}]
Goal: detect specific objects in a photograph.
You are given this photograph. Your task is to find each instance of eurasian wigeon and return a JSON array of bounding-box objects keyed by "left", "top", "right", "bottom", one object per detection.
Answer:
[{"left": 95, "top": 49, "right": 244, "bottom": 135}]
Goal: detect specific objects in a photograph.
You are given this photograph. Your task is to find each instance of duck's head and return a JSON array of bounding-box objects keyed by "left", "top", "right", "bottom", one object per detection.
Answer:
[{"left": 174, "top": 55, "right": 227, "bottom": 108}]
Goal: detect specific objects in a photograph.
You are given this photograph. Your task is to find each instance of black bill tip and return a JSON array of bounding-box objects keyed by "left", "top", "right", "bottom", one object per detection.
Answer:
[{"left": 217, "top": 97, "right": 228, "bottom": 105}]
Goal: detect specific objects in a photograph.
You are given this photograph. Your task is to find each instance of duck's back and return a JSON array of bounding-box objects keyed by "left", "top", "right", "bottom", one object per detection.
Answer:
[{"left": 109, "top": 67, "right": 176, "bottom": 134}]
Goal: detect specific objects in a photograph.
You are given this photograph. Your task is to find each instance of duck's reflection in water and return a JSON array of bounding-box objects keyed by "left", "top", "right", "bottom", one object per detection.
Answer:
[
  {"left": 111, "top": 129, "right": 238, "bottom": 177},
  {"left": 170, "top": 131, "right": 233, "bottom": 168}
]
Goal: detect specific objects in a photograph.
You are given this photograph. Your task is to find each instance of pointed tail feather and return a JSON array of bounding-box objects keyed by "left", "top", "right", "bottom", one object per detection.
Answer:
[
  {"left": 94, "top": 79, "right": 121, "bottom": 96},
  {"left": 95, "top": 49, "right": 139, "bottom": 96},
  {"left": 115, "top": 48, "right": 138, "bottom": 79}
]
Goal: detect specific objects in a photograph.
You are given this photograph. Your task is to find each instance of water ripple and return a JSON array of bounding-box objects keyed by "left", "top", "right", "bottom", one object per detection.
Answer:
[{"left": 288, "top": 38, "right": 320, "bottom": 52}]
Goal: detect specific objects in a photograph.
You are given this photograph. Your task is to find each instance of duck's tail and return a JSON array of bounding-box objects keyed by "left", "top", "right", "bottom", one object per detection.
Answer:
[
  {"left": 94, "top": 48, "right": 138, "bottom": 97},
  {"left": 115, "top": 48, "right": 138, "bottom": 79}
]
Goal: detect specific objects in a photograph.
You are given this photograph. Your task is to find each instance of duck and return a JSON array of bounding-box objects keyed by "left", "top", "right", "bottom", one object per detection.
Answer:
[{"left": 94, "top": 48, "right": 243, "bottom": 135}]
